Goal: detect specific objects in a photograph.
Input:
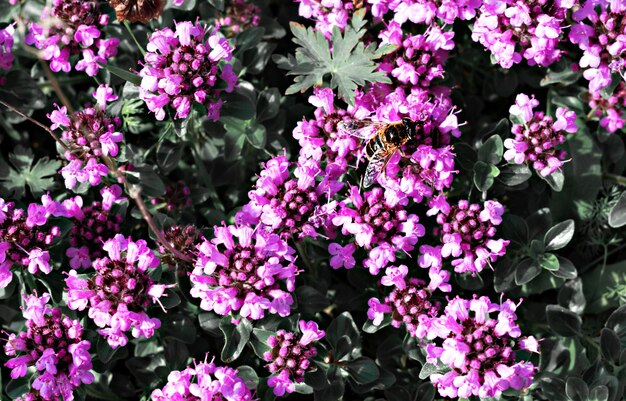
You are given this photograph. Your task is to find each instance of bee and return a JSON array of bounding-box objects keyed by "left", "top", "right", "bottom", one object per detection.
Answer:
[
  {"left": 108, "top": 0, "right": 165, "bottom": 23},
  {"left": 338, "top": 117, "right": 417, "bottom": 188}
]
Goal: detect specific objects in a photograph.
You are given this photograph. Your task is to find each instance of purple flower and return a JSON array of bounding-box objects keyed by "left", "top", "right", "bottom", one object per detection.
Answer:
[
  {"left": 367, "top": 276, "right": 441, "bottom": 337},
  {"left": 328, "top": 242, "right": 356, "bottom": 269},
  {"left": 48, "top": 86, "right": 124, "bottom": 190},
  {"left": 0, "top": 197, "right": 65, "bottom": 288},
  {"left": 139, "top": 21, "right": 236, "bottom": 121},
  {"left": 190, "top": 224, "right": 298, "bottom": 320},
  {"left": 237, "top": 155, "right": 342, "bottom": 240},
  {"left": 66, "top": 198, "right": 124, "bottom": 268},
  {"left": 65, "top": 235, "right": 167, "bottom": 348},
  {"left": 425, "top": 296, "right": 538, "bottom": 398},
  {"left": 0, "top": 24, "right": 15, "bottom": 73},
  {"left": 151, "top": 358, "right": 253, "bottom": 400},
  {"left": 505, "top": 95, "right": 573, "bottom": 177},
  {"left": 264, "top": 321, "right": 324, "bottom": 396},
  {"left": 25, "top": 0, "right": 118, "bottom": 75},
  {"left": 332, "top": 186, "right": 425, "bottom": 274},
  {"left": 433, "top": 199, "right": 509, "bottom": 274},
  {"left": 4, "top": 293, "right": 94, "bottom": 401},
  {"left": 215, "top": 0, "right": 262, "bottom": 36}
]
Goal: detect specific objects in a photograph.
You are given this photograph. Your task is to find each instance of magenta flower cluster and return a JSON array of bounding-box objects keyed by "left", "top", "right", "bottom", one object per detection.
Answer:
[
  {"left": 26, "top": 0, "right": 119, "bottom": 75},
  {"left": 151, "top": 358, "right": 253, "bottom": 401},
  {"left": 425, "top": 296, "right": 539, "bottom": 398},
  {"left": 217, "top": 0, "right": 262, "bottom": 36},
  {"left": 0, "top": 195, "right": 72, "bottom": 288},
  {"left": 237, "top": 155, "right": 342, "bottom": 240},
  {"left": 367, "top": 263, "right": 450, "bottom": 337},
  {"left": 190, "top": 224, "right": 298, "bottom": 320},
  {"left": 505, "top": 93, "right": 577, "bottom": 177},
  {"left": 138, "top": 21, "right": 237, "bottom": 121},
  {"left": 432, "top": 198, "right": 509, "bottom": 274},
  {"left": 66, "top": 235, "right": 171, "bottom": 348},
  {"left": 65, "top": 197, "right": 124, "bottom": 269},
  {"left": 49, "top": 85, "right": 123, "bottom": 190},
  {"left": 4, "top": 293, "right": 94, "bottom": 401},
  {"left": 0, "top": 24, "right": 15, "bottom": 77},
  {"left": 295, "top": 0, "right": 363, "bottom": 37},
  {"left": 263, "top": 320, "right": 325, "bottom": 396}
]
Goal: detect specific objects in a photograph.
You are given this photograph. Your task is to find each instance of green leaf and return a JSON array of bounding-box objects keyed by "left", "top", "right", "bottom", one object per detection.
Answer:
[
  {"left": 544, "top": 219, "right": 575, "bottom": 251},
  {"left": 540, "top": 62, "right": 581, "bottom": 86},
  {"left": 219, "top": 317, "right": 252, "bottom": 362},
  {"left": 274, "top": 9, "right": 393, "bottom": 105},
  {"left": 236, "top": 366, "right": 259, "bottom": 390},
  {"left": 296, "top": 285, "right": 330, "bottom": 314},
  {"left": 250, "top": 328, "right": 274, "bottom": 359},
  {"left": 600, "top": 328, "right": 621, "bottom": 363},
  {"left": 608, "top": 191, "right": 626, "bottom": 228},
  {"left": 156, "top": 140, "right": 184, "bottom": 174},
  {"left": 347, "top": 357, "right": 379, "bottom": 384},
  {"left": 198, "top": 312, "right": 222, "bottom": 335},
  {"left": 126, "top": 165, "right": 166, "bottom": 197},
  {"left": 565, "top": 377, "right": 588, "bottom": 401},
  {"left": 246, "top": 124, "right": 267, "bottom": 149},
  {"left": 418, "top": 362, "right": 443, "bottom": 380},
  {"left": 583, "top": 262, "right": 626, "bottom": 313},
  {"left": 550, "top": 131, "right": 602, "bottom": 220},
  {"left": 162, "top": 314, "right": 197, "bottom": 344},
  {"left": 552, "top": 256, "right": 578, "bottom": 279},
  {"left": 473, "top": 161, "right": 500, "bottom": 192},
  {"left": 100, "top": 63, "right": 142, "bottom": 85},
  {"left": 478, "top": 135, "right": 503, "bottom": 164},
  {"left": 589, "top": 386, "right": 609, "bottom": 401},
  {"left": 539, "top": 253, "right": 560, "bottom": 271},
  {"left": 327, "top": 312, "right": 361, "bottom": 360},
  {"left": 515, "top": 258, "right": 541, "bottom": 285},
  {"left": 546, "top": 305, "right": 582, "bottom": 337},
  {"left": 498, "top": 163, "right": 532, "bottom": 186},
  {"left": 6, "top": 377, "right": 29, "bottom": 399},
  {"left": 257, "top": 88, "right": 281, "bottom": 122},
  {"left": 0, "top": 146, "right": 61, "bottom": 199},
  {"left": 541, "top": 170, "right": 565, "bottom": 192}
]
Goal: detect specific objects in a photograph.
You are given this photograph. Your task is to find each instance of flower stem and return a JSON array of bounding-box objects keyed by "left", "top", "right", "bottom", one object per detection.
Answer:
[
  {"left": 124, "top": 20, "right": 146, "bottom": 57},
  {"left": 39, "top": 60, "right": 75, "bottom": 113},
  {"left": 0, "top": 100, "right": 71, "bottom": 152}
]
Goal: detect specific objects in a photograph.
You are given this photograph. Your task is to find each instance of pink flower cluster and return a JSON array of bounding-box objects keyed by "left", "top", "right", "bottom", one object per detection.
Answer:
[
  {"left": 589, "top": 82, "right": 626, "bottom": 132},
  {"left": 49, "top": 85, "right": 123, "bottom": 190},
  {"left": 505, "top": 94, "right": 577, "bottom": 177},
  {"left": 425, "top": 296, "right": 539, "bottom": 398},
  {"left": 237, "top": 155, "right": 342, "bottom": 240},
  {"left": 4, "top": 293, "right": 94, "bottom": 401},
  {"left": 263, "top": 320, "right": 325, "bottom": 396},
  {"left": 367, "top": 0, "right": 480, "bottom": 25},
  {"left": 296, "top": 0, "right": 364, "bottom": 37},
  {"left": 151, "top": 358, "right": 253, "bottom": 401},
  {"left": 0, "top": 24, "right": 15, "bottom": 74},
  {"left": 331, "top": 186, "right": 425, "bottom": 274},
  {"left": 0, "top": 196, "right": 71, "bottom": 288},
  {"left": 431, "top": 198, "right": 509, "bottom": 274},
  {"left": 292, "top": 87, "right": 361, "bottom": 173},
  {"left": 570, "top": 0, "right": 626, "bottom": 93},
  {"left": 367, "top": 263, "right": 450, "bottom": 337},
  {"left": 379, "top": 24, "right": 454, "bottom": 89},
  {"left": 138, "top": 21, "right": 237, "bottom": 121},
  {"left": 472, "top": 0, "right": 570, "bottom": 68},
  {"left": 217, "top": 0, "right": 262, "bottom": 36},
  {"left": 64, "top": 197, "right": 124, "bottom": 269},
  {"left": 190, "top": 225, "right": 298, "bottom": 320},
  {"left": 150, "top": 181, "right": 192, "bottom": 212},
  {"left": 26, "top": 0, "right": 119, "bottom": 75},
  {"left": 65, "top": 235, "right": 171, "bottom": 348}
]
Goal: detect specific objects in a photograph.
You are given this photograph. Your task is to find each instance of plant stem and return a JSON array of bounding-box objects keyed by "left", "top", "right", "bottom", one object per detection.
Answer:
[
  {"left": 124, "top": 20, "right": 146, "bottom": 57},
  {"left": 0, "top": 100, "right": 71, "bottom": 152},
  {"left": 604, "top": 173, "right": 626, "bottom": 186},
  {"left": 39, "top": 60, "right": 75, "bottom": 113},
  {"left": 102, "top": 156, "right": 194, "bottom": 264}
]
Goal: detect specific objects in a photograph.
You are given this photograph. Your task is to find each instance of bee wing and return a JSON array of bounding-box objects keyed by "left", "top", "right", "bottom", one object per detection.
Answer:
[
  {"left": 363, "top": 149, "right": 390, "bottom": 188},
  {"left": 337, "top": 120, "right": 383, "bottom": 139}
]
